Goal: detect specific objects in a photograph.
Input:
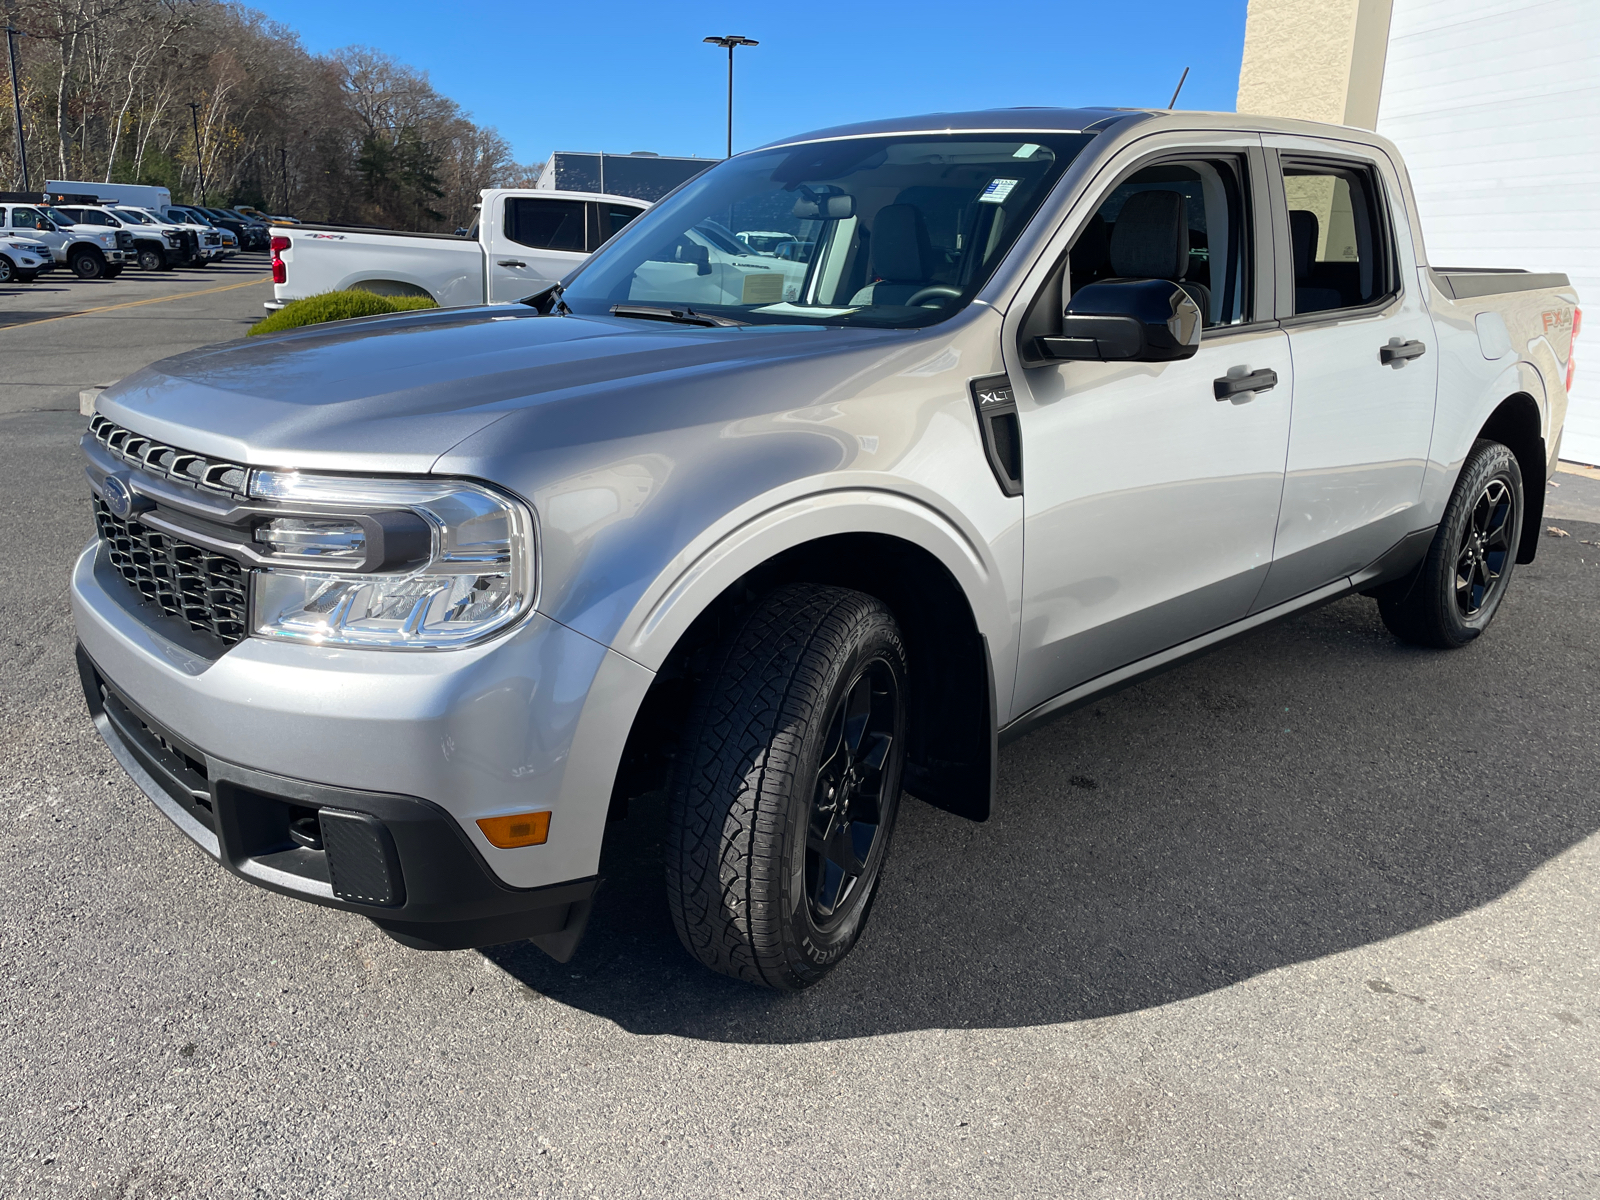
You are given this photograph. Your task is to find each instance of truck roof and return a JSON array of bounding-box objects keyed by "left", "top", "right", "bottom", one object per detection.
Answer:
[{"left": 762, "top": 107, "right": 1401, "bottom": 157}]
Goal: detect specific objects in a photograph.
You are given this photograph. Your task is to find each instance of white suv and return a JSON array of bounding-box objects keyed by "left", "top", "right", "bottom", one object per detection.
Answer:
[{"left": 0, "top": 234, "right": 55, "bottom": 283}]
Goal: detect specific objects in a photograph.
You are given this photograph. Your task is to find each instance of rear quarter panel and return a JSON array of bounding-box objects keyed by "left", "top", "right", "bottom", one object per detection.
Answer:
[{"left": 278, "top": 230, "right": 485, "bottom": 306}]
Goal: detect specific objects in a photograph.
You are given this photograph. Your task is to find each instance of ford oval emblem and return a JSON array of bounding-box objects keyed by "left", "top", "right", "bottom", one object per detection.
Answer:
[{"left": 102, "top": 473, "right": 136, "bottom": 519}]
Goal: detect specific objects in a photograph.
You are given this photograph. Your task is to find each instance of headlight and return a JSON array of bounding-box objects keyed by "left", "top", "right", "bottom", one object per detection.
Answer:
[{"left": 247, "top": 472, "right": 537, "bottom": 650}]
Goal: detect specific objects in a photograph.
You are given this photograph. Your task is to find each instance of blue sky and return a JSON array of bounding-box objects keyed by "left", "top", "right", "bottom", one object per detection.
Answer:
[{"left": 254, "top": 0, "right": 1251, "bottom": 165}]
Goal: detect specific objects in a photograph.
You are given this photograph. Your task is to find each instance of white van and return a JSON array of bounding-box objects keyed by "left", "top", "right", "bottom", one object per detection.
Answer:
[{"left": 47, "top": 180, "right": 173, "bottom": 211}]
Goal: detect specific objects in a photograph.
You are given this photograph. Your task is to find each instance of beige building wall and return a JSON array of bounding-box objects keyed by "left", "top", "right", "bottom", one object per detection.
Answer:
[{"left": 1236, "top": 0, "right": 1395, "bottom": 129}]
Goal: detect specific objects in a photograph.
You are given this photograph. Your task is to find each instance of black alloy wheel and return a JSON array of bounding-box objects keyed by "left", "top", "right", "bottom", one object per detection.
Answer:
[
  {"left": 666, "top": 584, "right": 909, "bottom": 990},
  {"left": 1454, "top": 476, "right": 1515, "bottom": 619},
  {"left": 807, "top": 659, "right": 899, "bottom": 926},
  {"left": 1377, "top": 438, "right": 1524, "bottom": 648}
]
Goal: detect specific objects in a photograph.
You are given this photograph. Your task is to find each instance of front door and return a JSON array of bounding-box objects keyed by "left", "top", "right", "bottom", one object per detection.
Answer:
[
  {"left": 8, "top": 207, "right": 66, "bottom": 260},
  {"left": 1007, "top": 146, "right": 1294, "bottom": 717},
  {"left": 1251, "top": 145, "right": 1439, "bottom": 609},
  {"left": 488, "top": 196, "right": 590, "bottom": 302}
]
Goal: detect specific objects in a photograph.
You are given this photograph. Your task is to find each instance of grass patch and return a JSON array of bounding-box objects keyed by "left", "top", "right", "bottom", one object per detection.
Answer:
[{"left": 249, "top": 289, "right": 438, "bottom": 336}]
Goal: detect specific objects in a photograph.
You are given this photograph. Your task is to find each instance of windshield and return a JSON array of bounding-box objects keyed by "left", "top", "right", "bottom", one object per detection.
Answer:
[
  {"left": 115, "top": 209, "right": 153, "bottom": 225},
  {"left": 560, "top": 132, "right": 1094, "bottom": 328}
]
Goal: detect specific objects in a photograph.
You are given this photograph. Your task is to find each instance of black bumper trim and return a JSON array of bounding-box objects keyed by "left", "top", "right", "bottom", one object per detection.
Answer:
[{"left": 77, "top": 644, "right": 597, "bottom": 957}]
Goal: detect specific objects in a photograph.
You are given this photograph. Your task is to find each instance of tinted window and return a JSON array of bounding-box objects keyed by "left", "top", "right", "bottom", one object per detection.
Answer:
[
  {"left": 11, "top": 207, "right": 42, "bottom": 229},
  {"left": 1072, "top": 158, "right": 1252, "bottom": 327},
  {"left": 1281, "top": 160, "right": 1392, "bottom": 315},
  {"left": 605, "top": 204, "right": 643, "bottom": 239},
  {"left": 504, "top": 198, "right": 586, "bottom": 251}
]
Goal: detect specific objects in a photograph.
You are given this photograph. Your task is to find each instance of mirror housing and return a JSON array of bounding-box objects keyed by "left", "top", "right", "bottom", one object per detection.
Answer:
[{"left": 1034, "top": 278, "right": 1202, "bottom": 362}]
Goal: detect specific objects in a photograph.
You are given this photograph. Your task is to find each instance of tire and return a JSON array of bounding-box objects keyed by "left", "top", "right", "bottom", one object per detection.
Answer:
[
  {"left": 666, "top": 584, "right": 909, "bottom": 991},
  {"left": 137, "top": 248, "right": 164, "bottom": 271},
  {"left": 0, "top": 255, "right": 13, "bottom": 284},
  {"left": 1378, "top": 438, "right": 1524, "bottom": 648},
  {"left": 71, "top": 250, "right": 106, "bottom": 280}
]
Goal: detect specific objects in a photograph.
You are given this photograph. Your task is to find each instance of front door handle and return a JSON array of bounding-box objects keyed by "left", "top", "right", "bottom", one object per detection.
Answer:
[
  {"left": 1380, "top": 337, "right": 1427, "bottom": 366},
  {"left": 1213, "top": 368, "right": 1279, "bottom": 400},
  {"left": 497, "top": 259, "right": 527, "bottom": 268}
]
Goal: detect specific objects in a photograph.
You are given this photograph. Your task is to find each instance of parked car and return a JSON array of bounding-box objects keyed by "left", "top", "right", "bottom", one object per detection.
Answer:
[
  {"left": 52, "top": 204, "right": 192, "bottom": 271},
  {"left": 72, "top": 108, "right": 1578, "bottom": 988},
  {"left": 145, "top": 206, "right": 225, "bottom": 263},
  {"left": 0, "top": 233, "right": 55, "bottom": 282},
  {"left": 0, "top": 201, "right": 128, "bottom": 278},
  {"left": 47, "top": 179, "right": 173, "bottom": 211},
  {"left": 199, "top": 207, "right": 270, "bottom": 251},
  {"left": 265, "top": 188, "right": 649, "bottom": 310}
]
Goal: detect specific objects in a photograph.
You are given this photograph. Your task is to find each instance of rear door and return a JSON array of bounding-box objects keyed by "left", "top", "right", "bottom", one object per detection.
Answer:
[
  {"left": 487, "top": 196, "right": 590, "bottom": 302},
  {"left": 1252, "top": 142, "right": 1438, "bottom": 609}
]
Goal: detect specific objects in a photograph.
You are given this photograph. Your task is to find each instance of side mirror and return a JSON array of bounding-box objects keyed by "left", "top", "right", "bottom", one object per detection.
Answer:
[
  {"left": 680, "top": 243, "right": 712, "bottom": 276},
  {"left": 1035, "top": 278, "right": 1202, "bottom": 362}
]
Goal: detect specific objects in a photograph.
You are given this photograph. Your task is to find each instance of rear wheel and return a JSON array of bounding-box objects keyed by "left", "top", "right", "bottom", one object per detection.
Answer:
[
  {"left": 666, "top": 584, "right": 908, "bottom": 990},
  {"left": 70, "top": 250, "right": 106, "bottom": 280},
  {"left": 1378, "top": 439, "right": 1524, "bottom": 648}
]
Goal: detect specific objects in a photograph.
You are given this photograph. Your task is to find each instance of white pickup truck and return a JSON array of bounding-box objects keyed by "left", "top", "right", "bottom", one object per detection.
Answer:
[{"left": 267, "top": 188, "right": 654, "bottom": 311}]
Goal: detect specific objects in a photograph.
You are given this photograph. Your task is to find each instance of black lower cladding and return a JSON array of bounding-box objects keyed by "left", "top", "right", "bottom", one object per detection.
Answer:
[{"left": 77, "top": 645, "right": 597, "bottom": 956}]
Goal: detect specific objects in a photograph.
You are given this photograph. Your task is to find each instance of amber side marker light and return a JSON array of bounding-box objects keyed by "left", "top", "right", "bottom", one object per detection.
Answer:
[{"left": 476, "top": 811, "right": 552, "bottom": 848}]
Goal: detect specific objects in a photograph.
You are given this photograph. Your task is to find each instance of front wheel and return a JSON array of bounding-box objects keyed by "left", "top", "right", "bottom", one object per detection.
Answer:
[
  {"left": 137, "top": 248, "right": 165, "bottom": 271},
  {"left": 1378, "top": 438, "right": 1524, "bottom": 648},
  {"left": 70, "top": 250, "right": 106, "bottom": 280},
  {"left": 0, "top": 255, "right": 14, "bottom": 284},
  {"left": 666, "top": 584, "right": 908, "bottom": 990}
]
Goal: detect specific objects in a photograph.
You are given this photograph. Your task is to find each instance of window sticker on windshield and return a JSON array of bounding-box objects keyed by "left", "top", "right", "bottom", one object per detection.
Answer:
[
  {"left": 740, "top": 271, "right": 785, "bottom": 305},
  {"left": 979, "top": 178, "right": 1020, "bottom": 204}
]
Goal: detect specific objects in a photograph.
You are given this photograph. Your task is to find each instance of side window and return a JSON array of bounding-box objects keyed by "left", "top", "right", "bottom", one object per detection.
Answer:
[
  {"left": 12, "top": 207, "right": 41, "bottom": 229},
  {"left": 1280, "top": 159, "right": 1392, "bottom": 316},
  {"left": 605, "top": 204, "right": 643, "bottom": 239},
  {"left": 504, "top": 198, "right": 587, "bottom": 252},
  {"left": 1069, "top": 157, "right": 1252, "bottom": 327}
]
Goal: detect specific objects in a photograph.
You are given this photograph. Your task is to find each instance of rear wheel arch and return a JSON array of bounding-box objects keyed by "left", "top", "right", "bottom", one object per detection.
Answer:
[
  {"left": 348, "top": 278, "right": 436, "bottom": 302},
  {"left": 610, "top": 531, "right": 996, "bottom": 829},
  {"left": 1476, "top": 392, "right": 1545, "bottom": 563}
]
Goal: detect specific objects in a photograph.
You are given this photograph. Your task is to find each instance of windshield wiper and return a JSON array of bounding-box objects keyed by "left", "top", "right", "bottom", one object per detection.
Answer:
[
  {"left": 519, "top": 281, "right": 570, "bottom": 315},
  {"left": 609, "top": 303, "right": 748, "bottom": 328}
]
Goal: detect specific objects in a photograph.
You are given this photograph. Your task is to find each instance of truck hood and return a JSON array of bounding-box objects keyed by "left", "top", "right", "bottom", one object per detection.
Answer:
[{"left": 97, "top": 305, "right": 918, "bottom": 474}]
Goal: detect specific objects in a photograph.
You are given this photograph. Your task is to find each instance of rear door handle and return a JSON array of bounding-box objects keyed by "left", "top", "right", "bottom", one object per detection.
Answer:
[
  {"left": 1380, "top": 337, "right": 1427, "bottom": 366},
  {"left": 497, "top": 259, "right": 527, "bottom": 268},
  {"left": 1214, "top": 368, "right": 1279, "bottom": 400}
]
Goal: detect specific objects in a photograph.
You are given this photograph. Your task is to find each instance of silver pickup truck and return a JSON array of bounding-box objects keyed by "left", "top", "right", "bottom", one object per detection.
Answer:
[{"left": 71, "top": 108, "right": 1579, "bottom": 990}]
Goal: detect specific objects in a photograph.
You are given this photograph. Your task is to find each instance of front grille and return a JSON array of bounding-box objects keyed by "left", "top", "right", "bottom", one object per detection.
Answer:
[
  {"left": 88, "top": 414, "right": 249, "bottom": 495},
  {"left": 94, "top": 496, "right": 248, "bottom": 644}
]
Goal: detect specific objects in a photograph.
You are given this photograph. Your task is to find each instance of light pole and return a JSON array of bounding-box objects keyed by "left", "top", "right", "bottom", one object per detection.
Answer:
[
  {"left": 702, "top": 34, "right": 757, "bottom": 159},
  {"left": 5, "top": 24, "right": 29, "bottom": 191},
  {"left": 187, "top": 100, "right": 206, "bottom": 204}
]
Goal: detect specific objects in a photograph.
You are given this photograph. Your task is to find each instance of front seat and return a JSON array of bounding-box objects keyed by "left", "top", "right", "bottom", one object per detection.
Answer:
[
  {"left": 1289, "top": 209, "right": 1343, "bottom": 314},
  {"left": 1105, "top": 189, "right": 1211, "bottom": 321},
  {"left": 851, "top": 204, "right": 936, "bottom": 305}
]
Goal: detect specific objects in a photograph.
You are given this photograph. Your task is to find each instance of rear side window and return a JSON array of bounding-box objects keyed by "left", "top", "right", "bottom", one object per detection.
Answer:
[
  {"left": 1280, "top": 158, "right": 1394, "bottom": 316},
  {"left": 604, "top": 204, "right": 643, "bottom": 239},
  {"left": 504, "top": 198, "right": 586, "bottom": 251}
]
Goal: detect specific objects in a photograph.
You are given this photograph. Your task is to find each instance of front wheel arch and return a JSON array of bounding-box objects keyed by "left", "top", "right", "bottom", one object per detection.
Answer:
[{"left": 610, "top": 532, "right": 995, "bottom": 830}]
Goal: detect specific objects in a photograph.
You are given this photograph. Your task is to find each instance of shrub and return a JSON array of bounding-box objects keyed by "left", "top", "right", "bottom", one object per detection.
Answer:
[{"left": 248, "top": 289, "right": 438, "bottom": 336}]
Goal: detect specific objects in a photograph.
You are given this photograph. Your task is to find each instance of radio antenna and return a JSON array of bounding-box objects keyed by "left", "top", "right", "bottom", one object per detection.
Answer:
[{"left": 1168, "top": 66, "right": 1190, "bottom": 109}]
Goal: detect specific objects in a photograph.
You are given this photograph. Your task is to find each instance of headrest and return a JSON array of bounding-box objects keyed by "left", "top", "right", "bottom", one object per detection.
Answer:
[
  {"left": 1289, "top": 210, "right": 1320, "bottom": 279},
  {"left": 1108, "top": 190, "right": 1188, "bottom": 281},
  {"left": 872, "top": 204, "right": 933, "bottom": 282}
]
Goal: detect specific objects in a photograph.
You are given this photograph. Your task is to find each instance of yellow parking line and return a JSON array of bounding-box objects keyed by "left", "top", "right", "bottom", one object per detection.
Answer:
[{"left": 3, "top": 274, "right": 272, "bottom": 330}]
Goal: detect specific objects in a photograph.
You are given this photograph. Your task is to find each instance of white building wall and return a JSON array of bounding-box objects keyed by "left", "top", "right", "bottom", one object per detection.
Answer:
[{"left": 1376, "top": 0, "right": 1600, "bottom": 464}]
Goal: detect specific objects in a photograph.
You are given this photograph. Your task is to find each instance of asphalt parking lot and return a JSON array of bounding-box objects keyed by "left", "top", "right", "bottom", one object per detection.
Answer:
[{"left": 2, "top": 280, "right": 1598, "bottom": 1198}]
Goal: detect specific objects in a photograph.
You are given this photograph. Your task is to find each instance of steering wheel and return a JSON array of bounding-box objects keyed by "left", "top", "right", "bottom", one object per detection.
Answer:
[{"left": 906, "top": 285, "right": 962, "bottom": 308}]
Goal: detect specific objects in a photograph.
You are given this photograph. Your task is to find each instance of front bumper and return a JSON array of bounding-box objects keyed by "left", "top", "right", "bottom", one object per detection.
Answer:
[{"left": 70, "top": 538, "right": 654, "bottom": 953}]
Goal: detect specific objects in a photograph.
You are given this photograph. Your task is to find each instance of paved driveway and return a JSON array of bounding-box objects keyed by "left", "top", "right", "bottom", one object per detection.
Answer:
[{"left": 2, "top": 284, "right": 1597, "bottom": 1197}]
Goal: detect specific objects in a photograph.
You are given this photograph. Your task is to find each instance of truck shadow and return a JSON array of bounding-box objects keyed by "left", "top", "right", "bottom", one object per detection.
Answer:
[{"left": 483, "top": 577, "right": 1599, "bottom": 1043}]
